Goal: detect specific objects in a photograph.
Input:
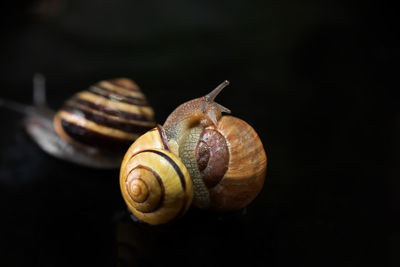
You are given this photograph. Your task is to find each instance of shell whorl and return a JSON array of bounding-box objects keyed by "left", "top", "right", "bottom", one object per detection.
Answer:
[
  {"left": 120, "top": 127, "right": 193, "bottom": 225},
  {"left": 194, "top": 116, "right": 267, "bottom": 210},
  {"left": 53, "top": 78, "right": 156, "bottom": 150}
]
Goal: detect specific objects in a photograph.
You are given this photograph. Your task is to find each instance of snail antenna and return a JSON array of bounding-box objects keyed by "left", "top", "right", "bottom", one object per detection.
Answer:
[
  {"left": 33, "top": 73, "right": 46, "bottom": 107},
  {"left": 0, "top": 73, "right": 47, "bottom": 115},
  {"left": 204, "top": 80, "right": 231, "bottom": 114},
  {"left": 215, "top": 103, "right": 231, "bottom": 114},
  {"left": 205, "top": 80, "right": 230, "bottom": 102}
]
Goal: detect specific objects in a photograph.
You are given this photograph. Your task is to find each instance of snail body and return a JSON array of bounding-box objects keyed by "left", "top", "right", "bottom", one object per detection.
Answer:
[
  {"left": 2, "top": 76, "right": 155, "bottom": 169},
  {"left": 120, "top": 81, "right": 267, "bottom": 225}
]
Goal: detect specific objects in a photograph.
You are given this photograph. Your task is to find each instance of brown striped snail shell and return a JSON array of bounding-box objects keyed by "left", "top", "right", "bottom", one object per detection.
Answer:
[
  {"left": 53, "top": 78, "right": 155, "bottom": 152},
  {"left": 120, "top": 81, "right": 266, "bottom": 224},
  {"left": 120, "top": 126, "right": 193, "bottom": 225},
  {"left": 26, "top": 77, "right": 155, "bottom": 168}
]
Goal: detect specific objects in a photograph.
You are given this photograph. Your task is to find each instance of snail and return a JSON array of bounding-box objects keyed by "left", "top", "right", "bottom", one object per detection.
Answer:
[
  {"left": 120, "top": 81, "right": 267, "bottom": 225},
  {"left": 0, "top": 74, "right": 155, "bottom": 168}
]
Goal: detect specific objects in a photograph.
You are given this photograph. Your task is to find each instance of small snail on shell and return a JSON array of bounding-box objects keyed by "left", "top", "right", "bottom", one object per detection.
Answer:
[
  {"left": 120, "top": 81, "right": 267, "bottom": 225},
  {"left": 0, "top": 75, "right": 155, "bottom": 168}
]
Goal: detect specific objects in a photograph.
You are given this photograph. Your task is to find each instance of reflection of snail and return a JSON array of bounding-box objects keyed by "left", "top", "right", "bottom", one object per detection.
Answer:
[
  {"left": 120, "top": 81, "right": 267, "bottom": 225},
  {"left": 115, "top": 206, "right": 253, "bottom": 267},
  {"left": 0, "top": 74, "right": 155, "bottom": 168},
  {"left": 116, "top": 213, "right": 159, "bottom": 267},
  {"left": 117, "top": 211, "right": 200, "bottom": 267}
]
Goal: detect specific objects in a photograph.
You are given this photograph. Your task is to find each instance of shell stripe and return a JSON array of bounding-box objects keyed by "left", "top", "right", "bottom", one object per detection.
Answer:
[
  {"left": 70, "top": 98, "right": 153, "bottom": 122},
  {"left": 89, "top": 86, "right": 148, "bottom": 106},
  {"left": 98, "top": 80, "right": 142, "bottom": 96},
  {"left": 58, "top": 110, "right": 140, "bottom": 141},
  {"left": 76, "top": 91, "right": 154, "bottom": 118},
  {"left": 135, "top": 150, "right": 187, "bottom": 190},
  {"left": 92, "top": 84, "right": 145, "bottom": 100},
  {"left": 60, "top": 119, "right": 134, "bottom": 148},
  {"left": 65, "top": 100, "right": 155, "bottom": 127},
  {"left": 134, "top": 149, "right": 189, "bottom": 218},
  {"left": 107, "top": 80, "right": 140, "bottom": 91},
  {"left": 61, "top": 105, "right": 153, "bottom": 134},
  {"left": 128, "top": 165, "right": 165, "bottom": 213},
  {"left": 156, "top": 125, "right": 171, "bottom": 151}
]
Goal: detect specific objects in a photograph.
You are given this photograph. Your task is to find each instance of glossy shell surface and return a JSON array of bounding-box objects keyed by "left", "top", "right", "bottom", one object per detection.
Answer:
[
  {"left": 195, "top": 115, "right": 267, "bottom": 210},
  {"left": 53, "top": 78, "right": 155, "bottom": 150},
  {"left": 120, "top": 127, "right": 193, "bottom": 225}
]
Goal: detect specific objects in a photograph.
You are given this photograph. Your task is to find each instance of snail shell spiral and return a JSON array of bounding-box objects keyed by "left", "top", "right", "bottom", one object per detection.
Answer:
[
  {"left": 194, "top": 115, "right": 267, "bottom": 210},
  {"left": 120, "top": 126, "right": 194, "bottom": 225},
  {"left": 53, "top": 78, "right": 156, "bottom": 150}
]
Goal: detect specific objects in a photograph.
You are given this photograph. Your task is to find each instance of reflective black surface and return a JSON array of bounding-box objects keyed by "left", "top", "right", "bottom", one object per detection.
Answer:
[{"left": 0, "top": 1, "right": 397, "bottom": 266}]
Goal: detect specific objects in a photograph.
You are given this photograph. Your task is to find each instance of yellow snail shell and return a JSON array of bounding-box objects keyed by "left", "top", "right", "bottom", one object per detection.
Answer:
[{"left": 120, "top": 126, "right": 194, "bottom": 225}]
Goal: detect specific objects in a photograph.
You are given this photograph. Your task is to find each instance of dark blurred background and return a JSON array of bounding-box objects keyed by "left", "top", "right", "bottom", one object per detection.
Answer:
[{"left": 0, "top": 0, "right": 398, "bottom": 266}]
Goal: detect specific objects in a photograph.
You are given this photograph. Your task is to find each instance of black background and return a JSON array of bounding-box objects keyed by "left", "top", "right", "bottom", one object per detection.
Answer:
[{"left": 0, "top": 1, "right": 398, "bottom": 266}]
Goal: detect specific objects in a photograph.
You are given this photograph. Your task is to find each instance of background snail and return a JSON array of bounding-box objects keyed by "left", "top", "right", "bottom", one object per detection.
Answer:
[
  {"left": 0, "top": 74, "right": 155, "bottom": 168},
  {"left": 120, "top": 81, "right": 267, "bottom": 225}
]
